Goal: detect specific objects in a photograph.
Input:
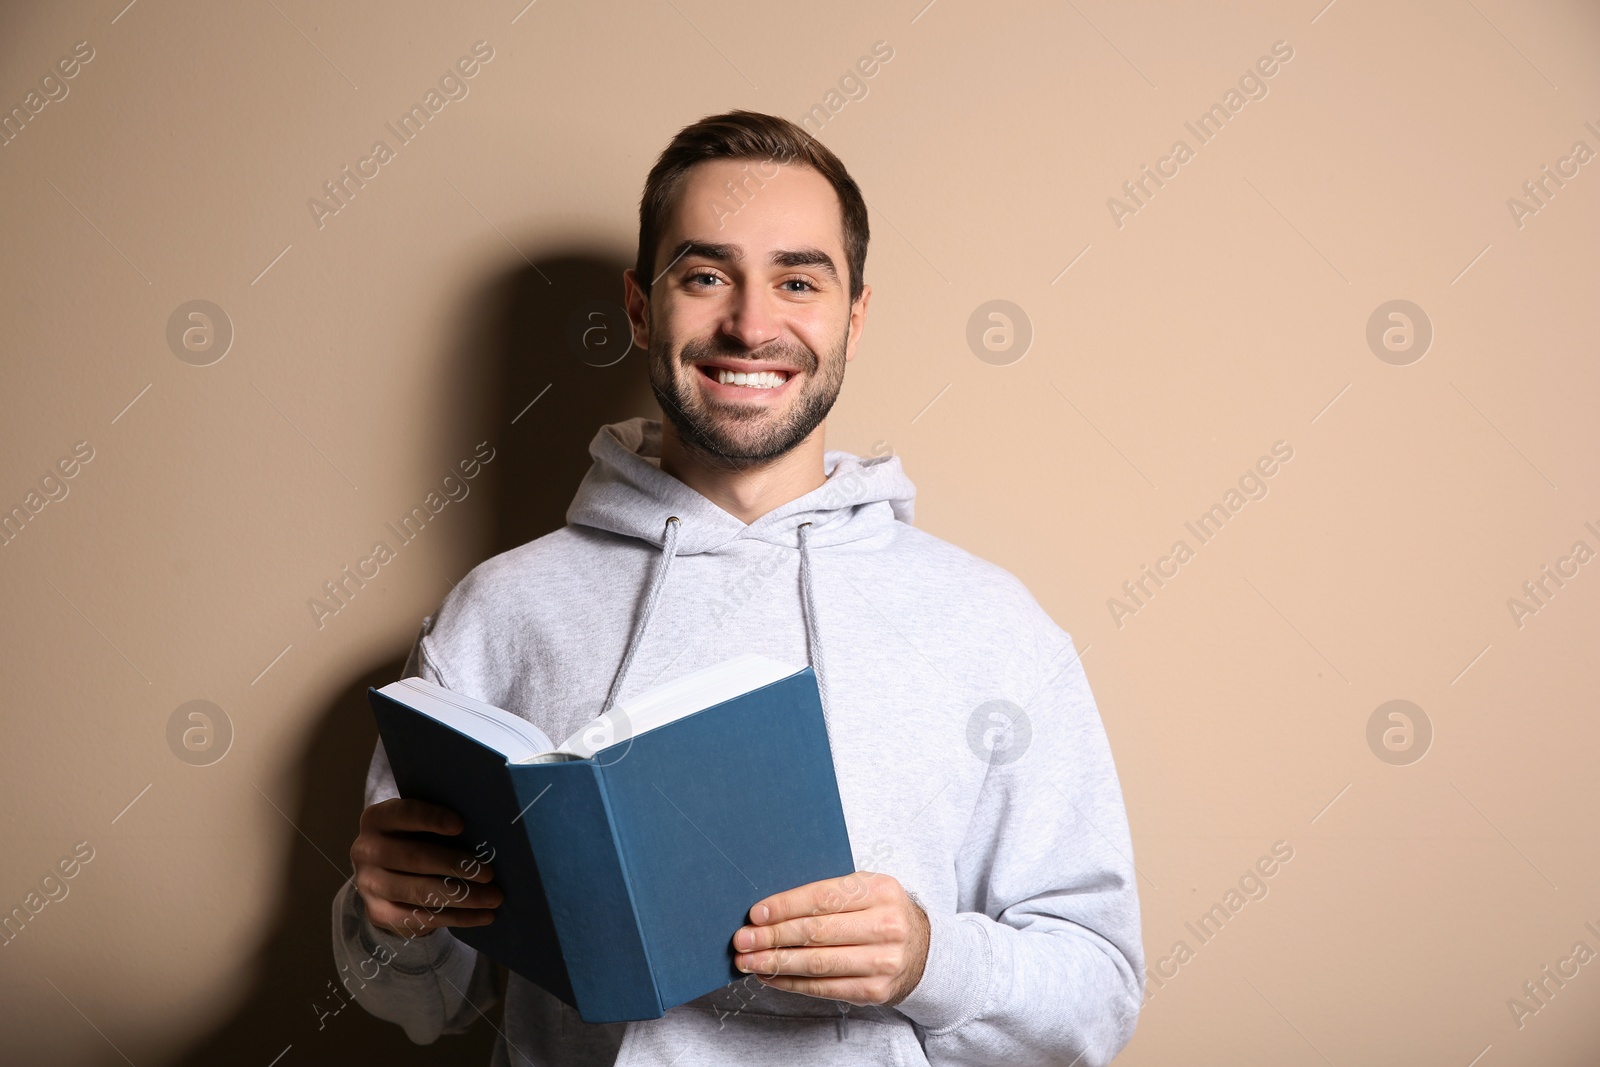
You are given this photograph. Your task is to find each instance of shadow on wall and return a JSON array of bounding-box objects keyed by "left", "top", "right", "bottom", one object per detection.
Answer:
[{"left": 175, "top": 252, "right": 658, "bottom": 1066}]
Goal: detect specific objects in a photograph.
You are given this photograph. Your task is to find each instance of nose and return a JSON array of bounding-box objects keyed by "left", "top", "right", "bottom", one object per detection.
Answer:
[{"left": 720, "top": 282, "right": 778, "bottom": 352}]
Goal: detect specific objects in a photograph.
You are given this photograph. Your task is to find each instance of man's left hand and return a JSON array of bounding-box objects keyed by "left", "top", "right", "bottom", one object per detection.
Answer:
[{"left": 732, "top": 870, "right": 930, "bottom": 1006}]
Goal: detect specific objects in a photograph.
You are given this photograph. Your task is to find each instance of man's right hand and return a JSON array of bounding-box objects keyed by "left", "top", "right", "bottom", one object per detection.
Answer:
[{"left": 350, "top": 798, "right": 503, "bottom": 937}]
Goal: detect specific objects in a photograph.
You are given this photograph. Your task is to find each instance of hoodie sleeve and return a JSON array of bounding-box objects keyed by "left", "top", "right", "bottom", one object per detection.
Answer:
[
  {"left": 893, "top": 640, "right": 1145, "bottom": 1066},
  {"left": 329, "top": 618, "right": 501, "bottom": 1044}
]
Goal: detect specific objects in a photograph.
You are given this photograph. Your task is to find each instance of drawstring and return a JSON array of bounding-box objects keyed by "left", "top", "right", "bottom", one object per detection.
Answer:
[
  {"left": 795, "top": 521, "right": 834, "bottom": 738},
  {"left": 601, "top": 516, "right": 682, "bottom": 716},
  {"left": 600, "top": 515, "right": 834, "bottom": 744}
]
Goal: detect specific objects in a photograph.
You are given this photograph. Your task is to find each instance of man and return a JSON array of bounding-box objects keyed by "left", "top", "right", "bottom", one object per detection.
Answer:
[{"left": 333, "top": 110, "right": 1143, "bottom": 1066}]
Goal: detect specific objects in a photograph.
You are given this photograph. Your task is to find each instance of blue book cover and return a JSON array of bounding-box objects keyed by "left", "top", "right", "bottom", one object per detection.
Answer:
[{"left": 368, "top": 666, "right": 854, "bottom": 1023}]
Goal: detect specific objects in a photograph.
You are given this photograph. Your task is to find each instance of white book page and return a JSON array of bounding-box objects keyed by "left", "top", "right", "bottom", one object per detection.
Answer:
[
  {"left": 381, "top": 678, "right": 559, "bottom": 764},
  {"left": 553, "top": 653, "right": 800, "bottom": 760},
  {"left": 380, "top": 654, "right": 801, "bottom": 764}
]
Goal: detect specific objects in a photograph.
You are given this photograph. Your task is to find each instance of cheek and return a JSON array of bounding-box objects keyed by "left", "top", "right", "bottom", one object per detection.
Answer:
[
  {"left": 655, "top": 299, "right": 718, "bottom": 349},
  {"left": 789, "top": 307, "right": 849, "bottom": 354},
  {"left": 809, "top": 328, "right": 852, "bottom": 370}
]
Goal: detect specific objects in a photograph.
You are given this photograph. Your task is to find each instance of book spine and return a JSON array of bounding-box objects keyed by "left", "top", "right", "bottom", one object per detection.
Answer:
[{"left": 510, "top": 760, "right": 662, "bottom": 1022}]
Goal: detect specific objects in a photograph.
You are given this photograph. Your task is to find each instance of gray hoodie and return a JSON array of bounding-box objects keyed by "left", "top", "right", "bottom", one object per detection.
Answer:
[{"left": 331, "top": 417, "right": 1144, "bottom": 1066}]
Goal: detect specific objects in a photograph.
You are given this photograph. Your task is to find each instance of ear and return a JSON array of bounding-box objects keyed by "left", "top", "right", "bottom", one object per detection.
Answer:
[
  {"left": 843, "top": 283, "right": 872, "bottom": 364},
  {"left": 622, "top": 268, "right": 652, "bottom": 350}
]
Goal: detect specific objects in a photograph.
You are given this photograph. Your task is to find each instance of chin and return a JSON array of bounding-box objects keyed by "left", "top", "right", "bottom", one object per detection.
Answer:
[
  {"left": 652, "top": 363, "right": 837, "bottom": 465},
  {"left": 685, "top": 413, "right": 804, "bottom": 464}
]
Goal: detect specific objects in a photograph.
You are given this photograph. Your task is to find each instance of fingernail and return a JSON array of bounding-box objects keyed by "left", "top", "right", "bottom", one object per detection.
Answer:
[
  {"left": 735, "top": 928, "right": 752, "bottom": 950},
  {"left": 755, "top": 905, "right": 770, "bottom": 923}
]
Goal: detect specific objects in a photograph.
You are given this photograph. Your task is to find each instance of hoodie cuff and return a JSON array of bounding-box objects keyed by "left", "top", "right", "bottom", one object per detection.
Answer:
[
  {"left": 358, "top": 919, "right": 457, "bottom": 974},
  {"left": 893, "top": 910, "right": 992, "bottom": 1034},
  {"left": 344, "top": 880, "right": 459, "bottom": 974}
]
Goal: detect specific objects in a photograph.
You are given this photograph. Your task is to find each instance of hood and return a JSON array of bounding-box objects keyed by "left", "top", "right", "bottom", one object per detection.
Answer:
[
  {"left": 567, "top": 418, "right": 916, "bottom": 722},
  {"left": 566, "top": 417, "right": 917, "bottom": 554}
]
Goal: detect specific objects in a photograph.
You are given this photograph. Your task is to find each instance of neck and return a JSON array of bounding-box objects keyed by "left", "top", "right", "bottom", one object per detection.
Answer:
[{"left": 658, "top": 421, "right": 828, "bottom": 525}]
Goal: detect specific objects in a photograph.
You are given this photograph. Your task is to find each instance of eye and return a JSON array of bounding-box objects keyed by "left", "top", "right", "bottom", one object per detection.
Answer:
[
  {"left": 779, "top": 277, "right": 819, "bottom": 292},
  {"left": 684, "top": 270, "right": 724, "bottom": 288}
]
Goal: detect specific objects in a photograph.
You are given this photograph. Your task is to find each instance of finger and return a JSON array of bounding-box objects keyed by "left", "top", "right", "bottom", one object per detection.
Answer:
[
  {"left": 748, "top": 870, "right": 880, "bottom": 927},
  {"left": 371, "top": 835, "right": 496, "bottom": 883},
  {"left": 733, "top": 907, "right": 890, "bottom": 953},
  {"left": 363, "top": 798, "right": 466, "bottom": 837},
  {"left": 350, "top": 829, "right": 495, "bottom": 884},
  {"left": 734, "top": 944, "right": 899, "bottom": 980},
  {"left": 362, "top": 868, "right": 504, "bottom": 912},
  {"left": 366, "top": 897, "right": 498, "bottom": 935}
]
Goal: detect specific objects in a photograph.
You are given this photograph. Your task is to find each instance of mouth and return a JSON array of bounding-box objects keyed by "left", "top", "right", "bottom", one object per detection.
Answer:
[{"left": 692, "top": 359, "right": 799, "bottom": 396}]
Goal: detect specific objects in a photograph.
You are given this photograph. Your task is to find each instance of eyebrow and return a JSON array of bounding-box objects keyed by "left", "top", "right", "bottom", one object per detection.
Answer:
[{"left": 662, "top": 240, "right": 840, "bottom": 284}]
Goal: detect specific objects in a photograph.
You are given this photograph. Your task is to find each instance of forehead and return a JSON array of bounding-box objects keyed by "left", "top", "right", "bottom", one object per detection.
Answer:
[{"left": 664, "top": 158, "right": 846, "bottom": 259}]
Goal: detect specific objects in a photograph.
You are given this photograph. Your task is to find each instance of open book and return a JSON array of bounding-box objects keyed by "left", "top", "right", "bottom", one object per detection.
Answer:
[
  {"left": 367, "top": 654, "right": 855, "bottom": 1024},
  {"left": 377, "top": 653, "right": 802, "bottom": 763}
]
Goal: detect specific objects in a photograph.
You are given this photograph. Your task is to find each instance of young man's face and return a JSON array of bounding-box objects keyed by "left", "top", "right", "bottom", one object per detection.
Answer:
[{"left": 625, "top": 158, "right": 871, "bottom": 466}]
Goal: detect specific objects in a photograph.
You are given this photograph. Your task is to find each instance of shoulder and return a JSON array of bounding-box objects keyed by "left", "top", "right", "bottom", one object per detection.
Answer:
[
  {"left": 416, "top": 526, "right": 622, "bottom": 684},
  {"left": 887, "top": 523, "right": 1051, "bottom": 612},
  {"left": 456, "top": 525, "right": 613, "bottom": 594},
  {"left": 873, "top": 522, "right": 1078, "bottom": 673},
  {"left": 453, "top": 527, "right": 588, "bottom": 606}
]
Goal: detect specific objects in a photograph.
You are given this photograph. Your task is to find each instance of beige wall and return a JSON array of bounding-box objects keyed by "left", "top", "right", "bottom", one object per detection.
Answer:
[{"left": 3, "top": 0, "right": 1597, "bottom": 1062}]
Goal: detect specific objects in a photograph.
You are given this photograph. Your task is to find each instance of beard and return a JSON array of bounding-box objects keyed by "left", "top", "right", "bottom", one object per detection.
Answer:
[{"left": 648, "top": 326, "right": 848, "bottom": 468}]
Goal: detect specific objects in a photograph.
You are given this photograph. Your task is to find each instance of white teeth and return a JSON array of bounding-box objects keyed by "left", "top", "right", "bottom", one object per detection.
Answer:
[{"left": 715, "top": 368, "right": 786, "bottom": 388}]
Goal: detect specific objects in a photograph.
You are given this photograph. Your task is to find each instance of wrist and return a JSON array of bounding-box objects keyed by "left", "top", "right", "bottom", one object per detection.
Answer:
[{"left": 889, "top": 897, "right": 931, "bottom": 1006}]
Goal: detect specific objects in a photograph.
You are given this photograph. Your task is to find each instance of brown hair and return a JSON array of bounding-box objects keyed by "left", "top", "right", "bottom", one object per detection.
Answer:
[{"left": 634, "top": 110, "right": 870, "bottom": 304}]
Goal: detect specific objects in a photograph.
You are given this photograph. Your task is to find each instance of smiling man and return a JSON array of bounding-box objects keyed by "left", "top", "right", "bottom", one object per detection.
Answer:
[{"left": 333, "top": 110, "right": 1144, "bottom": 1066}]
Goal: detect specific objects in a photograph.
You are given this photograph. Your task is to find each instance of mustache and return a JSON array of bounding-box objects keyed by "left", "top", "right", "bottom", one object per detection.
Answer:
[{"left": 676, "top": 335, "right": 818, "bottom": 374}]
